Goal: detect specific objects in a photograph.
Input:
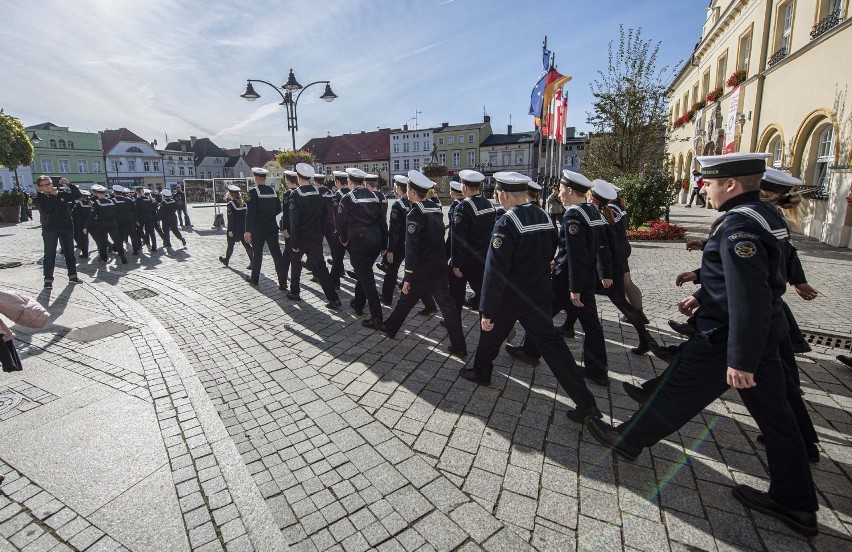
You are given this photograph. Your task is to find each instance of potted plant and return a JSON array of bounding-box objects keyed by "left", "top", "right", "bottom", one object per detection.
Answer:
[
  {"left": 726, "top": 69, "right": 747, "bottom": 88},
  {"left": 706, "top": 87, "right": 724, "bottom": 103},
  {"left": 0, "top": 190, "right": 26, "bottom": 223},
  {"left": 691, "top": 100, "right": 707, "bottom": 112}
]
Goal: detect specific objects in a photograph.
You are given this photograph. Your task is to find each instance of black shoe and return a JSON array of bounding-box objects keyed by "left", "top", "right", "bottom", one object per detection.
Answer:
[
  {"left": 44, "top": 280, "right": 53, "bottom": 289},
  {"left": 100, "top": 255, "right": 108, "bottom": 262},
  {"left": 622, "top": 382, "right": 651, "bottom": 405},
  {"left": 346, "top": 270, "right": 357, "bottom": 279},
  {"left": 418, "top": 307, "right": 438, "bottom": 317},
  {"left": 120, "top": 256, "right": 128, "bottom": 264},
  {"left": 79, "top": 253, "right": 89, "bottom": 259},
  {"left": 68, "top": 276, "right": 82, "bottom": 284},
  {"left": 668, "top": 319, "right": 694, "bottom": 337},
  {"left": 583, "top": 369, "right": 610, "bottom": 386},
  {"left": 557, "top": 324, "right": 575, "bottom": 339},
  {"left": 447, "top": 346, "right": 468, "bottom": 359},
  {"left": 181, "top": 237, "right": 187, "bottom": 247},
  {"left": 219, "top": 256, "right": 228, "bottom": 267},
  {"left": 327, "top": 258, "right": 333, "bottom": 265},
  {"left": 326, "top": 299, "right": 342, "bottom": 310},
  {"left": 837, "top": 354, "right": 852, "bottom": 369},
  {"left": 652, "top": 345, "right": 680, "bottom": 363},
  {"left": 362, "top": 318, "right": 384, "bottom": 330},
  {"left": 349, "top": 300, "right": 363, "bottom": 316},
  {"left": 732, "top": 485, "right": 818, "bottom": 536},
  {"left": 286, "top": 292, "right": 302, "bottom": 301},
  {"left": 586, "top": 418, "right": 642, "bottom": 462},
  {"left": 375, "top": 262, "right": 388, "bottom": 273},
  {"left": 246, "top": 277, "right": 258, "bottom": 286},
  {"left": 791, "top": 341, "right": 812, "bottom": 354},
  {"left": 459, "top": 368, "right": 490, "bottom": 385},
  {"left": 755, "top": 434, "right": 820, "bottom": 463},
  {"left": 631, "top": 338, "right": 658, "bottom": 355},
  {"left": 133, "top": 250, "right": 140, "bottom": 256},
  {"left": 381, "top": 328, "right": 397, "bottom": 339},
  {"left": 380, "top": 298, "right": 392, "bottom": 307},
  {"left": 566, "top": 404, "right": 603, "bottom": 423},
  {"left": 505, "top": 344, "right": 540, "bottom": 366}
]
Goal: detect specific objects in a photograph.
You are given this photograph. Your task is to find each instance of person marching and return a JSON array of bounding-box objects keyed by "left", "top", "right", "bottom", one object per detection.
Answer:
[
  {"left": 71, "top": 189, "right": 92, "bottom": 259},
  {"left": 245, "top": 167, "right": 288, "bottom": 289},
  {"left": 365, "top": 173, "right": 388, "bottom": 218},
  {"left": 338, "top": 167, "right": 387, "bottom": 328},
  {"left": 159, "top": 189, "right": 187, "bottom": 250},
  {"left": 381, "top": 170, "right": 467, "bottom": 357},
  {"left": 314, "top": 172, "right": 338, "bottom": 270},
  {"left": 219, "top": 185, "right": 253, "bottom": 269},
  {"left": 330, "top": 170, "right": 351, "bottom": 287},
  {"left": 285, "top": 163, "right": 342, "bottom": 309},
  {"left": 279, "top": 170, "right": 300, "bottom": 292},
  {"left": 449, "top": 169, "right": 497, "bottom": 316},
  {"left": 461, "top": 171, "right": 601, "bottom": 422},
  {"left": 134, "top": 186, "right": 158, "bottom": 252},
  {"left": 112, "top": 186, "right": 141, "bottom": 256},
  {"left": 588, "top": 153, "right": 819, "bottom": 536},
  {"left": 381, "top": 175, "right": 411, "bottom": 306},
  {"left": 445, "top": 180, "right": 464, "bottom": 258},
  {"left": 85, "top": 184, "right": 126, "bottom": 264}
]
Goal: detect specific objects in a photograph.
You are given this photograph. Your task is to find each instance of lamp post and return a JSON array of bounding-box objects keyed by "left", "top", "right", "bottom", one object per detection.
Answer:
[{"left": 240, "top": 69, "right": 337, "bottom": 153}]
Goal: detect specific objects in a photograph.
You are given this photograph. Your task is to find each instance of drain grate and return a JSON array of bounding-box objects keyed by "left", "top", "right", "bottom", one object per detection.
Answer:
[
  {"left": 802, "top": 331, "right": 852, "bottom": 351},
  {"left": 125, "top": 288, "right": 158, "bottom": 300}
]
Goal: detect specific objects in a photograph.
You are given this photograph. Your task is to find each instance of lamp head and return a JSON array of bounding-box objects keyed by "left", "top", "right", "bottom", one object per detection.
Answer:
[
  {"left": 283, "top": 69, "right": 302, "bottom": 91},
  {"left": 320, "top": 83, "right": 337, "bottom": 102},
  {"left": 240, "top": 81, "right": 260, "bottom": 102}
]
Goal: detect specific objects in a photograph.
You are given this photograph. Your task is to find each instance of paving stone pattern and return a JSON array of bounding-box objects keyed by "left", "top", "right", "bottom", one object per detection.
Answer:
[{"left": 0, "top": 380, "right": 57, "bottom": 421}]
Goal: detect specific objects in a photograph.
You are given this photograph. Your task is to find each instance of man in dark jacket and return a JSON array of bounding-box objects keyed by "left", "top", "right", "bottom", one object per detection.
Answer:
[
  {"left": 35, "top": 176, "right": 82, "bottom": 288},
  {"left": 173, "top": 185, "right": 191, "bottom": 227}
]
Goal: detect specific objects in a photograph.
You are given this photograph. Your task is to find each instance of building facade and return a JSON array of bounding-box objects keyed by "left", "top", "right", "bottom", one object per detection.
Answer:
[
  {"left": 158, "top": 149, "right": 196, "bottom": 190},
  {"left": 667, "top": 0, "right": 851, "bottom": 247},
  {"left": 165, "top": 137, "right": 229, "bottom": 181},
  {"left": 302, "top": 129, "right": 393, "bottom": 188},
  {"left": 433, "top": 116, "right": 493, "bottom": 178},
  {"left": 25, "top": 123, "right": 107, "bottom": 189},
  {"left": 0, "top": 164, "right": 34, "bottom": 192},
  {"left": 480, "top": 126, "right": 539, "bottom": 181},
  {"left": 389, "top": 126, "right": 433, "bottom": 178},
  {"left": 101, "top": 128, "right": 164, "bottom": 189}
]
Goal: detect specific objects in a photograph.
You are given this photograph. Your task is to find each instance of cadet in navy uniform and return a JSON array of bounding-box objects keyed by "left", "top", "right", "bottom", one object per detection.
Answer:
[
  {"left": 449, "top": 170, "right": 496, "bottom": 315},
  {"left": 338, "top": 167, "right": 387, "bottom": 328},
  {"left": 329, "top": 171, "right": 350, "bottom": 287},
  {"left": 85, "top": 184, "right": 126, "bottom": 264},
  {"left": 445, "top": 180, "right": 464, "bottom": 258},
  {"left": 134, "top": 186, "right": 158, "bottom": 252},
  {"left": 365, "top": 173, "right": 388, "bottom": 219},
  {"left": 113, "top": 186, "right": 142, "bottom": 256},
  {"left": 510, "top": 171, "right": 609, "bottom": 384},
  {"left": 159, "top": 189, "right": 187, "bottom": 250},
  {"left": 279, "top": 170, "right": 301, "bottom": 292},
  {"left": 245, "top": 167, "right": 287, "bottom": 289},
  {"left": 461, "top": 172, "right": 600, "bottom": 422},
  {"left": 381, "top": 171, "right": 467, "bottom": 356},
  {"left": 71, "top": 189, "right": 92, "bottom": 258},
  {"left": 588, "top": 153, "right": 819, "bottom": 536},
  {"left": 381, "top": 175, "right": 412, "bottom": 305},
  {"left": 285, "top": 163, "right": 342, "bottom": 309},
  {"left": 219, "top": 185, "right": 253, "bottom": 268},
  {"left": 314, "top": 172, "right": 338, "bottom": 269}
]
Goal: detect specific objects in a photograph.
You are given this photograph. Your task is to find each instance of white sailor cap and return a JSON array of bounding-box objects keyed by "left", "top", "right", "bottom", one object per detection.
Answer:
[
  {"left": 458, "top": 169, "right": 485, "bottom": 186},
  {"left": 591, "top": 179, "right": 618, "bottom": 201},
  {"left": 449, "top": 180, "right": 463, "bottom": 192},
  {"left": 162, "top": 189, "right": 173, "bottom": 197},
  {"left": 407, "top": 170, "right": 435, "bottom": 193},
  {"left": 345, "top": 167, "right": 367, "bottom": 182},
  {"left": 80, "top": 189, "right": 91, "bottom": 196},
  {"left": 112, "top": 185, "right": 125, "bottom": 193},
  {"left": 560, "top": 170, "right": 593, "bottom": 191},
  {"left": 493, "top": 171, "right": 530, "bottom": 192},
  {"left": 295, "top": 163, "right": 315, "bottom": 178},
  {"left": 611, "top": 184, "right": 621, "bottom": 192},
  {"left": 696, "top": 152, "right": 771, "bottom": 178},
  {"left": 251, "top": 167, "right": 269, "bottom": 176},
  {"left": 527, "top": 180, "right": 542, "bottom": 191},
  {"left": 365, "top": 173, "right": 379, "bottom": 182},
  {"left": 91, "top": 184, "right": 107, "bottom": 192},
  {"left": 283, "top": 170, "right": 298, "bottom": 181},
  {"left": 332, "top": 170, "right": 348, "bottom": 179},
  {"left": 761, "top": 167, "right": 802, "bottom": 192},
  {"left": 143, "top": 188, "right": 152, "bottom": 194},
  {"left": 312, "top": 172, "right": 326, "bottom": 180},
  {"left": 393, "top": 175, "right": 409, "bottom": 187},
  {"left": 227, "top": 184, "right": 241, "bottom": 192}
]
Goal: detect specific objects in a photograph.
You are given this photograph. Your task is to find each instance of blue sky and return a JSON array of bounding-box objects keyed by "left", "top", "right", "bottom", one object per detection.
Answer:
[{"left": 3, "top": 0, "right": 708, "bottom": 151}]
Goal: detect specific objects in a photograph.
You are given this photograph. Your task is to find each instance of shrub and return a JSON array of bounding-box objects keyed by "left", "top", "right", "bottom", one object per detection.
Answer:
[
  {"left": 613, "top": 170, "right": 679, "bottom": 230},
  {"left": 627, "top": 219, "right": 687, "bottom": 241},
  {"left": 0, "top": 190, "right": 25, "bottom": 207}
]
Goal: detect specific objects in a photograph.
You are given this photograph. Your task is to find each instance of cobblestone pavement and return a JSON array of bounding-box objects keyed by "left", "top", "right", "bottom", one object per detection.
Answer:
[{"left": 0, "top": 203, "right": 850, "bottom": 551}]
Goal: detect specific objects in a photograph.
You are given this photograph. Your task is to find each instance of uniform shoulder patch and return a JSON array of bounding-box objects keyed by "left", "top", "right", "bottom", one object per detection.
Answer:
[
  {"left": 728, "top": 232, "right": 759, "bottom": 241},
  {"left": 492, "top": 237, "right": 503, "bottom": 249},
  {"left": 407, "top": 223, "right": 417, "bottom": 233},
  {"left": 733, "top": 240, "right": 757, "bottom": 258},
  {"left": 567, "top": 223, "right": 580, "bottom": 235},
  {"left": 391, "top": 210, "right": 398, "bottom": 219},
  {"left": 454, "top": 214, "right": 461, "bottom": 225},
  {"left": 289, "top": 202, "right": 294, "bottom": 209}
]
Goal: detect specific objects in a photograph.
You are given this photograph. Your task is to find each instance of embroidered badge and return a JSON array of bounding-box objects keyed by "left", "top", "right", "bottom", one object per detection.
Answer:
[
  {"left": 289, "top": 203, "right": 294, "bottom": 209},
  {"left": 568, "top": 223, "right": 579, "bottom": 235},
  {"left": 391, "top": 211, "right": 397, "bottom": 219},
  {"left": 734, "top": 241, "right": 756, "bottom": 258},
  {"left": 407, "top": 223, "right": 416, "bottom": 234},
  {"left": 492, "top": 237, "right": 502, "bottom": 249},
  {"left": 454, "top": 215, "right": 461, "bottom": 225},
  {"left": 728, "top": 232, "right": 759, "bottom": 241}
]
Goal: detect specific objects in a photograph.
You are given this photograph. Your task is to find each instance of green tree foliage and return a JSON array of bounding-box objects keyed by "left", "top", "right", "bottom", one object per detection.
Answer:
[
  {"left": 276, "top": 149, "right": 315, "bottom": 169},
  {"left": 0, "top": 110, "right": 35, "bottom": 186},
  {"left": 584, "top": 26, "right": 671, "bottom": 182},
  {"left": 614, "top": 169, "right": 679, "bottom": 230}
]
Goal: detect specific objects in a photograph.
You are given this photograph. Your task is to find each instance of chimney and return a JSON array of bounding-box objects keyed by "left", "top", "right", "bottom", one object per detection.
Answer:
[
  {"left": 190, "top": 136, "right": 197, "bottom": 147},
  {"left": 507, "top": 124, "right": 513, "bottom": 135},
  {"left": 441, "top": 122, "right": 449, "bottom": 128},
  {"left": 403, "top": 124, "right": 408, "bottom": 131},
  {"left": 484, "top": 115, "right": 491, "bottom": 123},
  {"left": 180, "top": 143, "right": 186, "bottom": 152},
  {"left": 566, "top": 127, "right": 576, "bottom": 139},
  {"left": 240, "top": 144, "right": 250, "bottom": 156}
]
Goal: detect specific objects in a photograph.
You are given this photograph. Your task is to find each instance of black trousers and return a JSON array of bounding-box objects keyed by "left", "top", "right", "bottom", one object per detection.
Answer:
[
  {"left": 687, "top": 187, "right": 705, "bottom": 206},
  {"left": 383, "top": 263, "right": 466, "bottom": 351},
  {"left": 280, "top": 239, "right": 301, "bottom": 291},
  {"left": 289, "top": 241, "right": 339, "bottom": 301},
  {"left": 177, "top": 204, "right": 191, "bottom": 226},
  {"left": 330, "top": 234, "right": 347, "bottom": 285},
  {"left": 119, "top": 223, "right": 141, "bottom": 253},
  {"left": 348, "top": 228, "right": 383, "bottom": 321},
  {"left": 161, "top": 218, "right": 184, "bottom": 247},
  {"left": 449, "top": 262, "right": 484, "bottom": 316},
  {"left": 620, "top": 333, "right": 817, "bottom": 512},
  {"left": 92, "top": 222, "right": 124, "bottom": 261},
  {"left": 525, "top": 285, "right": 608, "bottom": 376},
  {"left": 249, "top": 227, "right": 287, "bottom": 287},
  {"left": 380, "top": 250, "right": 437, "bottom": 311},
  {"left": 73, "top": 224, "right": 89, "bottom": 256},
  {"left": 224, "top": 234, "right": 253, "bottom": 264},
  {"left": 565, "top": 284, "right": 653, "bottom": 349},
  {"left": 473, "top": 301, "right": 597, "bottom": 409},
  {"left": 783, "top": 301, "right": 805, "bottom": 345},
  {"left": 139, "top": 220, "right": 158, "bottom": 250}
]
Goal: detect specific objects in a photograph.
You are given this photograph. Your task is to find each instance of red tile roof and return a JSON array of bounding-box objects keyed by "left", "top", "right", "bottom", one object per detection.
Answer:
[
  {"left": 301, "top": 129, "right": 394, "bottom": 164},
  {"left": 101, "top": 128, "right": 150, "bottom": 155}
]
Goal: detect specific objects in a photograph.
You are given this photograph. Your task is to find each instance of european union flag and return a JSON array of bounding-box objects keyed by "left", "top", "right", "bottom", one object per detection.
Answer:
[{"left": 529, "top": 47, "right": 553, "bottom": 117}]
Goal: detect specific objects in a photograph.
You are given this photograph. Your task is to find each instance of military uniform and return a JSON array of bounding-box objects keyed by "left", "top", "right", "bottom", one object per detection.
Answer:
[
  {"left": 134, "top": 189, "right": 158, "bottom": 251},
  {"left": 245, "top": 168, "right": 287, "bottom": 288},
  {"left": 221, "top": 185, "right": 252, "bottom": 266},
  {"left": 86, "top": 187, "right": 126, "bottom": 263},
  {"left": 279, "top": 175, "right": 301, "bottom": 291},
  {"left": 315, "top": 175, "right": 338, "bottom": 269},
  {"left": 381, "top": 177, "right": 412, "bottom": 304},
  {"left": 113, "top": 187, "right": 141, "bottom": 255},
  {"left": 158, "top": 191, "right": 186, "bottom": 249},
  {"left": 329, "top": 172, "right": 351, "bottom": 286},
  {"left": 71, "top": 194, "right": 91, "bottom": 258}
]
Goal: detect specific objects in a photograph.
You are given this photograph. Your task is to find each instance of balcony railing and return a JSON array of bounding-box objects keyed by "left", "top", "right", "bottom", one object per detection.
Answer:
[
  {"left": 767, "top": 47, "right": 788, "bottom": 67},
  {"left": 811, "top": 9, "right": 842, "bottom": 40}
]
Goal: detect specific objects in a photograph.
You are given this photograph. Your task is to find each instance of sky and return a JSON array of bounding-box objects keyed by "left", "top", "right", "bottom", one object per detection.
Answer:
[{"left": 3, "top": 0, "right": 709, "bottom": 152}]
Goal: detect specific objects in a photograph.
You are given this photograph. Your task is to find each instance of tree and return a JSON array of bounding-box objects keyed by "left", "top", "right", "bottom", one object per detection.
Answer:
[
  {"left": 584, "top": 26, "right": 671, "bottom": 182},
  {"left": 0, "top": 110, "right": 34, "bottom": 190},
  {"left": 276, "top": 149, "right": 315, "bottom": 169}
]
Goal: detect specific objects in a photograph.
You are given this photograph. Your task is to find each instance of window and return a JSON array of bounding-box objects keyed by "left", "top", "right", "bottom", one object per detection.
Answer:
[
  {"left": 393, "top": 160, "right": 400, "bottom": 170},
  {"left": 438, "top": 137, "right": 444, "bottom": 145},
  {"left": 77, "top": 159, "right": 88, "bottom": 173},
  {"left": 403, "top": 143, "right": 409, "bottom": 152},
  {"left": 112, "top": 161, "right": 120, "bottom": 172},
  {"left": 738, "top": 30, "right": 752, "bottom": 73},
  {"left": 207, "top": 171, "right": 212, "bottom": 179},
  {"left": 127, "top": 146, "right": 143, "bottom": 153},
  {"left": 516, "top": 154, "right": 524, "bottom": 166},
  {"left": 372, "top": 163, "right": 378, "bottom": 172},
  {"left": 458, "top": 135, "right": 464, "bottom": 144},
  {"left": 58, "top": 139, "right": 66, "bottom": 149},
  {"left": 67, "top": 141, "right": 74, "bottom": 149},
  {"left": 58, "top": 159, "right": 70, "bottom": 173},
  {"left": 692, "top": 83, "right": 699, "bottom": 105},
  {"left": 675, "top": 101, "right": 681, "bottom": 119},
  {"left": 169, "top": 166, "right": 175, "bottom": 176},
  {"left": 424, "top": 141, "right": 430, "bottom": 150},
  {"left": 502, "top": 153, "right": 511, "bottom": 166},
  {"left": 413, "top": 142, "right": 420, "bottom": 151},
  {"left": 92, "top": 160, "right": 101, "bottom": 173},
  {"left": 363, "top": 164, "right": 368, "bottom": 171},
  {"left": 382, "top": 163, "right": 388, "bottom": 172},
  {"left": 716, "top": 52, "right": 728, "bottom": 89},
  {"left": 188, "top": 166, "right": 193, "bottom": 175},
  {"left": 153, "top": 162, "right": 160, "bottom": 172},
  {"left": 128, "top": 160, "right": 136, "bottom": 172},
  {"left": 468, "top": 134, "right": 475, "bottom": 143},
  {"left": 683, "top": 93, "right": 690, "bottom": 115},
  {"left": 179, "top": 166, "right": 185, "bottom": 176},
  {"left": 49, "top": 139, "right": 57, "bottom": 149},
  {"left": 813, "top": 126, "right": 835, "bottom": 192},
  {"left": 702, "top": 69, "right": 711, "bottom": 97},
  {"left": 439, "top": 152, "right": 446, "bottom": 164},
  {"left": 452, "top": 151, "right": 460, "bottom": 167},
  {"left": 413, "top": 158, "right": 420, "bottom": 169},
  {"left": 448, "top": 136, "right": 454, "bottom": 145},
  {"left": 41, "top": 158, "right": 53, "bottom": 172},
  {"left": 780, "top": 1, "right": 794, "bottom": 53},
  {"left": 772, "top": 138, "right": 783, "bottom": 167},
  {"left": 467, "top": 151, "right": 475, "bottom": 166},
  {"left": 488, "top": 152, "right": 497, "bottom": 165},
  {"left": 403, "top": 159, "right": 410, "bottom": 170},
  {"left": 393, "top": 143, "right": 399, "bottom": 153},
  {"left": 143, "top": 161, "right": 150, "bottom": 172}
]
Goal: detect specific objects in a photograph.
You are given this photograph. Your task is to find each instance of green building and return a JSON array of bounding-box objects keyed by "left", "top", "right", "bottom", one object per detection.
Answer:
[
  {"left": 432, "top": 115, "right": 493, "bottom": 179},
  {"left": 26, "top": 122, "right": 108, "bottom": 189}
]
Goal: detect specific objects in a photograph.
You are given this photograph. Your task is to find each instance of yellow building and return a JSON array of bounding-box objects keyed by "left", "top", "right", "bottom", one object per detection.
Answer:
[{"left": 667, "top": 0, "right": 851, "bottom": 247}]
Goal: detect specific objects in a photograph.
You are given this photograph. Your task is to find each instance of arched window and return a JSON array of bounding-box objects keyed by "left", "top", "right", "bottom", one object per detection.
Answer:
[
  {"left": 812, "top": 126, "right": 835, "bottom": 196},
  {"left": 49, "top": 139, "right": 57, "bottom": 149},
  {"left": 67, "top": 141, "right": 74, "bottom": 149},
  {"left": 58, "top": 139, "right": 66, "bottom": 149},
  {"left": 126, "top": 146, "right": 143, "bottom": 153},
  {"left": 766, "top": 135, "right": 784, "bottom": 167}
]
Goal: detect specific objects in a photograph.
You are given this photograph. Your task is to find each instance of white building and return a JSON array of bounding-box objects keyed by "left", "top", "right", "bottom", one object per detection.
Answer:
[
  {"left": 390, "top": 126, "right": 433, "bottom": 178},
  {"left": 0, "top": 164, "right": 34, "bottom": 192},
  {"left": 158, "top": 149, "right": 196, "bottom": 190},
  {"left": 101, "top": 128, "right": 165, "bottom": 189}
]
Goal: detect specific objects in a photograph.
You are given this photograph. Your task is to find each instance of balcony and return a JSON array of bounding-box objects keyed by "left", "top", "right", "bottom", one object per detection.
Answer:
[
  {"left": 767, "top": 47, "right": 788, "bottom": 67},
  {"left": 811, "top": 10, "right": 842, "bottom": 40}
]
